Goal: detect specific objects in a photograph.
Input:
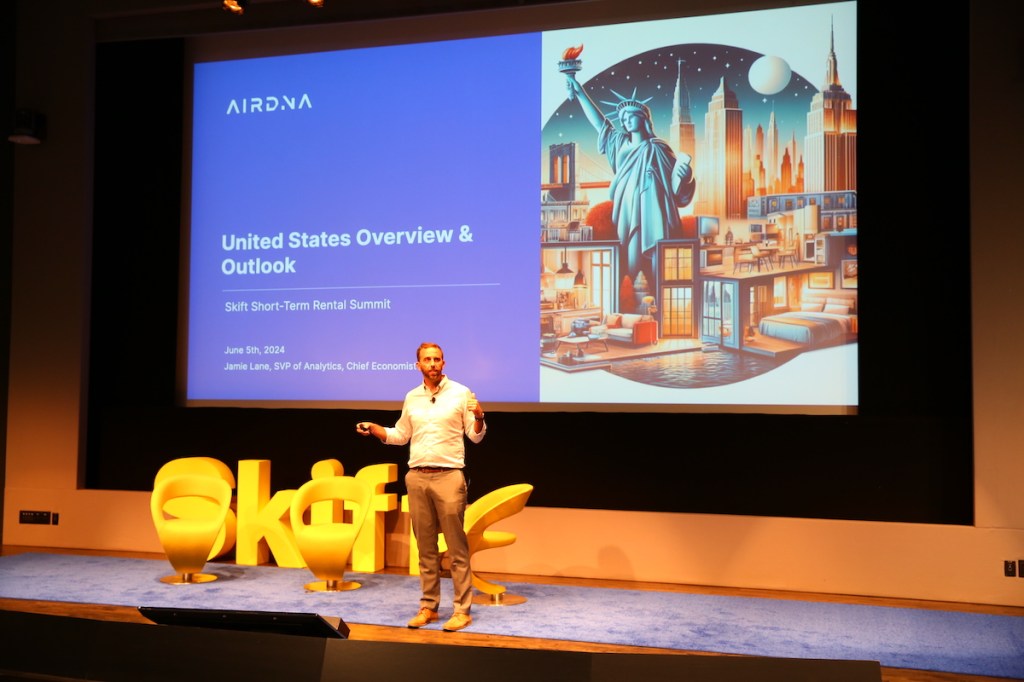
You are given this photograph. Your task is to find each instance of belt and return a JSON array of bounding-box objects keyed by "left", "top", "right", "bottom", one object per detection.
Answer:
[{"left": 411, "top": 466, "right": 459, "bottom": 473}]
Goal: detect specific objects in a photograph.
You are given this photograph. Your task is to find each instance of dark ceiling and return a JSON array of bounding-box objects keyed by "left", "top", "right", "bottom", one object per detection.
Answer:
[{"left": 89, "top": 0, "right": 597, "bottom": 41}]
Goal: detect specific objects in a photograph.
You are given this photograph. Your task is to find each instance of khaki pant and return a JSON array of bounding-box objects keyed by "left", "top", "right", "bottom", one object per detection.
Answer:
[{"left": 405, "top": 468, "right": 472, "bottom": 614}]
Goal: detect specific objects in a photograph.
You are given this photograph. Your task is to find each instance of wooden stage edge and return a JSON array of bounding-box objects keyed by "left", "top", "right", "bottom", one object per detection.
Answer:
[{"left": 2, "top": 546, "right": 1020, "bottom": 682}]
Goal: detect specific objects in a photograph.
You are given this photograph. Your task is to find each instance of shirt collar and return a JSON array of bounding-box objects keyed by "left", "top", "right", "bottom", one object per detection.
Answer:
[{"left": 423, "top": 375, "right": 446, "bottom": 398}]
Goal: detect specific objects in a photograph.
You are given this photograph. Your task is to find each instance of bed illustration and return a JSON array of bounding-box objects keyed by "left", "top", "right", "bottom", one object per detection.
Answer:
[{"left": 757, "top": 295, "right": 857, "bottom": 346}]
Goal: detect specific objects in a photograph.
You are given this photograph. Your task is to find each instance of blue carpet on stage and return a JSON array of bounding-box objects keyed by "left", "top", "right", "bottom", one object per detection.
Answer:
[{"left": 0, "top": 553, "right": 1021, "bottom": 680}]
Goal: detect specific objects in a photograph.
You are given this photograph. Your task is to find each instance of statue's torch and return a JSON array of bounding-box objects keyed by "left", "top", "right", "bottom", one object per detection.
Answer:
[{"left": 558, "top": 45, "right": 584, "bottom": 101}]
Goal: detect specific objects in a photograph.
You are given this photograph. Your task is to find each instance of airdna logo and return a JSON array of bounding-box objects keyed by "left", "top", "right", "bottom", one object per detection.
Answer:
[{"left": 225, "top": 94, "right": 312, "bottom": 115}]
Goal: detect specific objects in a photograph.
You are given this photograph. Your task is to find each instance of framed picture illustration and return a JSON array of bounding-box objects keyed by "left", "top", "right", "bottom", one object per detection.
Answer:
[
  {"left": 841, "top": 259, "right": 858, "bottom": 289},
  {"left": 808, "top": 272, "right": 834, "bottom": 290}
]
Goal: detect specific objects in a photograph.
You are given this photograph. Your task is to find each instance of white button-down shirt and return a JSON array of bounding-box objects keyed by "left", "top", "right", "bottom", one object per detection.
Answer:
[{"left": 384, "top": 376, "right": 485, "bottom": 468}]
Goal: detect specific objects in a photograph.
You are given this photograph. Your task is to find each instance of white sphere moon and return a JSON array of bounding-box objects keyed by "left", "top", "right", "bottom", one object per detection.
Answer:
[{"left": 749, "top": 55, "right": 792, "bottom": 95}]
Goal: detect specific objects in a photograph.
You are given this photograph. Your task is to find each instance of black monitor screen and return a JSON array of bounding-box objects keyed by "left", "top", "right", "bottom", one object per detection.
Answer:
[{"left": 138, "top": 607, "right": 349, "bottom": 639}]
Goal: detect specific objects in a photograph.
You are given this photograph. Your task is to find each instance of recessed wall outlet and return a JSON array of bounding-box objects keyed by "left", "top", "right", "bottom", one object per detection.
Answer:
[
  {"left": 1018, "top": 560, "right": 1024, "bottom": 578},
  {"left": 19, "top": 510, "right": 51, "bottom": 525}
]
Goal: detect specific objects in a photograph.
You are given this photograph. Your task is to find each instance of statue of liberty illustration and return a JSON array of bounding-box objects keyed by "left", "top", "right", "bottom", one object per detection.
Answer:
[{"left": 561, "top": 46, "right": 695, "bottom": 286}]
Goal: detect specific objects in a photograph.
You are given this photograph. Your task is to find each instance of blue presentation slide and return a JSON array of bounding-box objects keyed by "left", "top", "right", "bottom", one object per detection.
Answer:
[{"left": 188, "top": 33, "right": 542, "bottom": 403}]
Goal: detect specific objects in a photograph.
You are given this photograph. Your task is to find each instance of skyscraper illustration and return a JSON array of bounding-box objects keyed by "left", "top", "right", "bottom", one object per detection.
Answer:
[{"left": 804, "top": 21, "right": 857, "bottom": 192}]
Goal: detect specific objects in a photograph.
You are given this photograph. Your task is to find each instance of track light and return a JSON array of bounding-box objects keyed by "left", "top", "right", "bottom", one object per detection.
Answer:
[
  {"left": 222, "top": 0, "right": 322, "bottom": 14},
  {"left": 222, "top": 0, "right": 247, "bottom": 15}
]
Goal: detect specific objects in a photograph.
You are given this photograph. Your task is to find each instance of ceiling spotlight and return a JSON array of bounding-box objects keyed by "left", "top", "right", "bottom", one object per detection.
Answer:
[
  {"left": 223, "top": 0, "right": 247, "bottom": 15},
  {"left": 306, "top": 0, "right": 325, "bottom": 7}
]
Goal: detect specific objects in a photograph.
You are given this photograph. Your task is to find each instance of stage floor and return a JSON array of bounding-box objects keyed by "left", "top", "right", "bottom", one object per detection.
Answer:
[{"left": 1, "top": 546, "right": 1020, "bottom": 682}]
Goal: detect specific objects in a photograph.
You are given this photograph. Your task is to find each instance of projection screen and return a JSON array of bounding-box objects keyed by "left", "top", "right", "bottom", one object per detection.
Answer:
[{"left": 184, "top": 0, "right": 858, "bottom": 414}]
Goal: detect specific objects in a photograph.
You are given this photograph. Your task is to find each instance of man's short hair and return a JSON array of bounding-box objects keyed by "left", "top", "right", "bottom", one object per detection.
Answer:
[{"left": 416, "top": 342, "right": 443, "bottom": 361}]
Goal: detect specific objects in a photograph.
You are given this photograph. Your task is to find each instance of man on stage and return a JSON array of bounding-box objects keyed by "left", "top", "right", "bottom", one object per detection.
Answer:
[{"left": 356, "top": 342, "right": 486, "bottom": 632}]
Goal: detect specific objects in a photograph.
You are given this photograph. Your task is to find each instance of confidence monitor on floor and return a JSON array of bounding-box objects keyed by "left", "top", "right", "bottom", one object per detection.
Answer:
[{"left": 138, "top": 606, "right": 349, "bottom": 639}]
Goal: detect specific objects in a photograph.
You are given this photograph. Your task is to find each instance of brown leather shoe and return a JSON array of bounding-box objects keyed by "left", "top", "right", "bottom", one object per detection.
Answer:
[
  {"left": 442, "top": 612, "right": 472, "bottom": 632},
  {"left": 407, "top": 608, "right": 438, "bottom": 628}
]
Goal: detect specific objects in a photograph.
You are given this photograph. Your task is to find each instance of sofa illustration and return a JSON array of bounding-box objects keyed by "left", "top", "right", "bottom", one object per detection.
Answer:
[{"left": 589, "top": 313, "right": 657, "bottom": 346}]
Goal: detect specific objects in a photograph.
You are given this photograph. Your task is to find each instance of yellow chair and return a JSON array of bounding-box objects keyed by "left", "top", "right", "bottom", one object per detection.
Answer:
[
  {"left": 150, "top": 473, "right": 234, "bottom": 585},
  {"left": 153, "top": 457, "right": 237, "bottom": 561},
  {"left": 465, "top": 483, "right": 533, "bottom": 605},
  {"left": 289, "top": 475, "right": 372, "bottom": 592},
  {"left": 402, "top": 483, "right": 535, "bottom": 605}
]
